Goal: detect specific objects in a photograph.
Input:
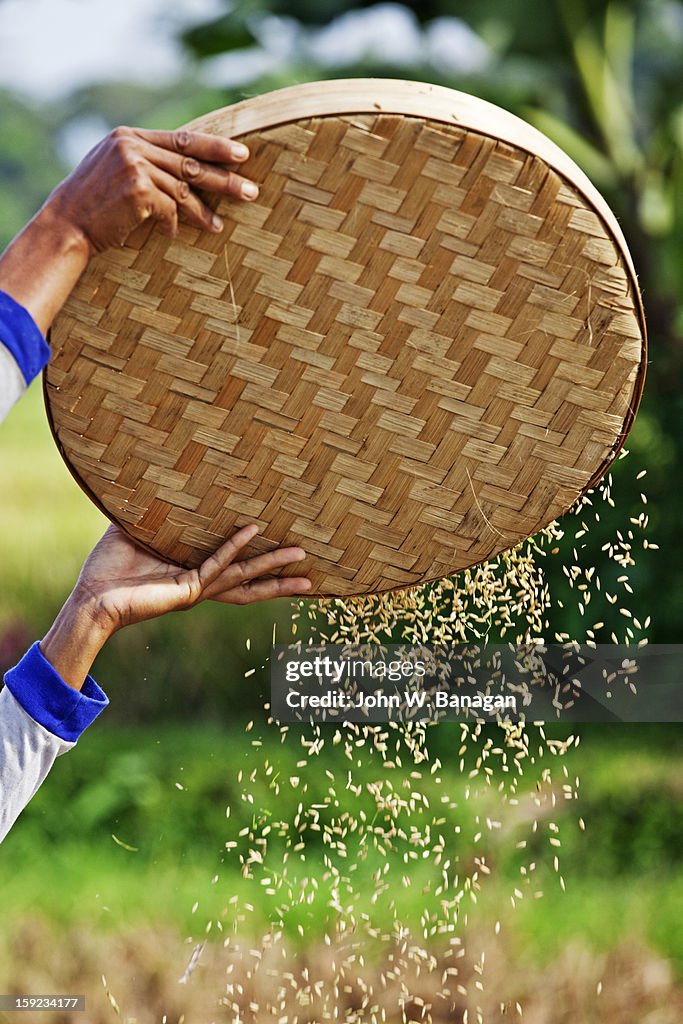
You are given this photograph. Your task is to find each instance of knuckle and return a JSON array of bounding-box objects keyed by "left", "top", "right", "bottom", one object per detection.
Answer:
[
  {"left": 110, "top": 127, "right": 137, "bottom": 161},
  {"left": 223, "top": 540, "right": 239, "bottom": 564},
  {"left": 110, "top": 125, "right": 132, "bottom": 141},
  {"left": 133, "top": 205, "right": 152, "bottom": 224},
  {"left": 178, "top": 573, "right": 200, "bottom": 605},
  {"left": 176, "top": 179, "right": 190, "bottom": 200},
  {"left": 127, "top": 170, "right": 149, "bottom": 200},
  {"left": 174, "top": 129, "right": 193, "bottom": 151},
  {"left": 180, "top": 155, "right": 201, "bottom": 180},
  {"left": 233, "top": 559, "right": 249, "bottom": 582},
  {"left": 225, "top": 171, "right": 240, "bottom": 192},
  {"left": 162, "top": 214, "right": 179, "bottom": 237}
]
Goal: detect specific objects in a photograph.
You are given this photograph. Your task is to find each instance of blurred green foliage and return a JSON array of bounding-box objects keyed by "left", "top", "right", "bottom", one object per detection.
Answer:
[
  {"left": 0, "top": 91, "right": 67, "bottom": 243},
  {"left": 0, "top": 722, "right": 681, "bottom": 968}
]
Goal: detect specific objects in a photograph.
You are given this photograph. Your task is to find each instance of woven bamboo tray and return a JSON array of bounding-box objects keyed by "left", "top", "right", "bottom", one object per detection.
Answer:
[{"left": 45, "top": 79, "right": 646, "bottom": 597}]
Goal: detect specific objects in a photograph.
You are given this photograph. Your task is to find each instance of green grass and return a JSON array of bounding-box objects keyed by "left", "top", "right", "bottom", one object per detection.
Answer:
[
  {"left": 505, "top": 872, "right": 683, "bottom": 972},
  {"left": 0, "top": 380, "right": 106, "bottom": 625},
  {"left": 1, "top": 722, "right": 681, "bottom": 973}
]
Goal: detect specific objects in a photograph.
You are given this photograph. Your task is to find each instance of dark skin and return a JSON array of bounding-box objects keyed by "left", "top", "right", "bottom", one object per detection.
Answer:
[{"left": 0, "top": 126, "right": 311, "bottom": 690}]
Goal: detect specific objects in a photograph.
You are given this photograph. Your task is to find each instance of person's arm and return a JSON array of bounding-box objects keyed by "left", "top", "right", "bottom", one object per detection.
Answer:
[
  {"left": 0, "top": 126, "right": 258, "bottom": 424},
  {"left": 0, "top": 524, "right": 310, "bottom": 841},
  {"left": 0, "top": 650, "right": 107, "bottom": 843},
  {"left": 39, "top": 523, "right": 310, "bottom": 689}
]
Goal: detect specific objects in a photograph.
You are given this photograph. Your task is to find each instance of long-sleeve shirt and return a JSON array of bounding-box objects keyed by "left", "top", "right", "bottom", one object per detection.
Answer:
[{"left": 0, "top": 290, "right": 108, "bottom": 842}]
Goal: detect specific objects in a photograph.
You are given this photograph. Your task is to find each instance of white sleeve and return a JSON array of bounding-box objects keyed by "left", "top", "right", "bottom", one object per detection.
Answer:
[
  {"left": 0, "top": 643, "right": 108, "bottom": 843},
  {"left": 0, "top": 289, "right": 51, "bottom": 426},
  {"left": 0, "top": 686, "right": 73, "bottom": 843},
  {"left": 0, "top": 339, "right": 28, "bottom": 423}
]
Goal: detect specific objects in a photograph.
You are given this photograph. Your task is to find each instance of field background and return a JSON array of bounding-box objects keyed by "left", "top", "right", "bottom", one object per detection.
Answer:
[{"left": 1, "top": 0, "right": 682, "bottom": 1021}]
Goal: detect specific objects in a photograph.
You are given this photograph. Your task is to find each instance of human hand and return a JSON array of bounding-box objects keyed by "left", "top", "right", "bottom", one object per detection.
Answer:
[
  {"left": 40, "top": 524, "right": 310, "bottom": 690},
  {"left": 46, "top": 125, "right": 258, "bottom": 253},
  {"left": 75, "top": 523, "right": 310, "bottom": 630},
  {"left": 0, "top": 126, "right": 259, "bottom": 332}
]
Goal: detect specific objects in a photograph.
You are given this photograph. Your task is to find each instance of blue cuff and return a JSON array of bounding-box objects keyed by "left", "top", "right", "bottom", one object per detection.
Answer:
[
  {"left": 4, "top": 642, "right": 109, "bottom": 743},
  {"left": 0, "top": 290, "right": 50, "bottom": 385}
]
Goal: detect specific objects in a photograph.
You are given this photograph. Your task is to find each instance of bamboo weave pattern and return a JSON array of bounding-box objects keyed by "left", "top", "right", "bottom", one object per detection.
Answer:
[{"left": 46, "top": 111, "right": 645, "bottom": 596}]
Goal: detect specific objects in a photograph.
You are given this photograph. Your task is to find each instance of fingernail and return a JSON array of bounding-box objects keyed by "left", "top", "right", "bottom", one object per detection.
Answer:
[
  {"left": 241, "top": 181, "right": 259, "bottom": 200},
  {"left": 212, "top": 213, "right": 224, "bottom": 231},
  {"left": 293, "top": 550, "right": 306, "bottom": 561},
  {"left": 232, "top": 142, "right": 249, "bottom": 160}
]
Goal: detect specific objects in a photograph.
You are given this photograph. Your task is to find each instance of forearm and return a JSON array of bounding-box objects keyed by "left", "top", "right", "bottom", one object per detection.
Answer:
[
  {"left": 0, "top": 198, "right": 91, "bottom": 335},
  {"left": 39, "top": 593, "right": 112, "bottom": 692}
]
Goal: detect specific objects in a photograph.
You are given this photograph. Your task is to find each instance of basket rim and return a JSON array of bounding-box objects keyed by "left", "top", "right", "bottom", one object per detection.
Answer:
[{"left": 187, "top": 79, "right": 643, "bottom": 296}]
